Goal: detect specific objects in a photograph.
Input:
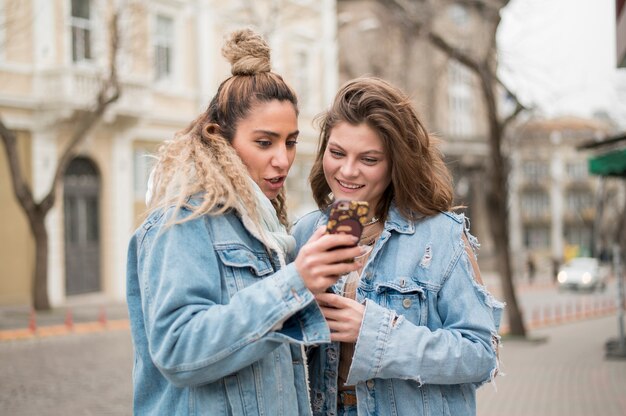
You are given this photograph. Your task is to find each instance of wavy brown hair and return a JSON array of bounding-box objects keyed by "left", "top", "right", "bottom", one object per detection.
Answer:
[
  {"left": 310, "top": 77, "right": 453, "bottom": 221},
  {"left": 148, "top": 29, "right": 298, "bottom": 227}
]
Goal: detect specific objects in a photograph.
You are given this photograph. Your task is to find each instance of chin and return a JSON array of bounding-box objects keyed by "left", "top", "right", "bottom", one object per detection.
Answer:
[{"left": 264, "top": 190, "right": 280, "bottom": 200}]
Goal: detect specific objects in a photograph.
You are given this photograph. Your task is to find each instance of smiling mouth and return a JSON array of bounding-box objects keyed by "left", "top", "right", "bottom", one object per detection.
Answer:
[{"left": 337, "top": 179, "right": 364, "bottom": 190}]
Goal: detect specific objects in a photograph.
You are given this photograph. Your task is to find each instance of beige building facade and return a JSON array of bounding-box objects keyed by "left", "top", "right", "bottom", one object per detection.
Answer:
[
  {"left": 508, "top": 117, "right": 618, "bottom": 277},
  {"left": 0, "top": 0, "right": 338, "bottom": 306}
]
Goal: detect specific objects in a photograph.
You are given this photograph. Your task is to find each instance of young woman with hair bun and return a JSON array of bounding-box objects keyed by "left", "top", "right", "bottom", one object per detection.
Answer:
[{"left": 126, "top": 29, "right": 361, "bottom": 415}]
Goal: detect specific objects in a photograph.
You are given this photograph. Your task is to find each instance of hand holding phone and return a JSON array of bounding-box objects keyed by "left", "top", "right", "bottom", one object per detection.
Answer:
[{"left": 325, "top": 200, "right": 369, "bottom": 259}]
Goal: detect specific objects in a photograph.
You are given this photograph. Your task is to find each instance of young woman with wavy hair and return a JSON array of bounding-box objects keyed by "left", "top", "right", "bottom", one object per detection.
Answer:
[{"left": 293, "top": 77, "right": 504, "bottom": 416}]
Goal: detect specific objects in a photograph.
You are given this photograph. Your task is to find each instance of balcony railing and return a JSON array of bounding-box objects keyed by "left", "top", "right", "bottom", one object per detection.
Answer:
[{"left": 36, "top": 67, "right": 150, "bottom": 117}]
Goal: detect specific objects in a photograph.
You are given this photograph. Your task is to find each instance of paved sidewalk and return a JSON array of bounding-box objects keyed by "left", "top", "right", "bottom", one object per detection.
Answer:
[{"left": 477, "top": 315, "right": 626, "bottom": 416}]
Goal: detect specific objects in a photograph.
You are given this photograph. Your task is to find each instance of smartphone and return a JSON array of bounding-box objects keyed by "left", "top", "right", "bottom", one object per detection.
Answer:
[{"left": 325, "top": 200, "right": 369, "bottom": 244}]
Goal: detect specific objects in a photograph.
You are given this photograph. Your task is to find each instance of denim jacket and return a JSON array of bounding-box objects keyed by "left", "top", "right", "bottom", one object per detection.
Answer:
[
  {"left": 126, "top": 202, "right": 330, "bottom": 415},
  {"left": 292, "top": 204, "right": 504, "bottom": 416}
]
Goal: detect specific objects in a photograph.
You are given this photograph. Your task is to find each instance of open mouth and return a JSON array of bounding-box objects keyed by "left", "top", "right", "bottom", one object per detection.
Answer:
[{"left": 265, "top": 176, "right": 286, "bottom": 189}]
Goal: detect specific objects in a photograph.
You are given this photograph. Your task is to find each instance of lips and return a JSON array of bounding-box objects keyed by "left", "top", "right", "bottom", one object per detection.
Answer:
[
  {"left": 336, "top": 178, "right": 364, "bottom": 190},
  {"left": 265, "top": 176, "right": 286, "bottom": 190}
]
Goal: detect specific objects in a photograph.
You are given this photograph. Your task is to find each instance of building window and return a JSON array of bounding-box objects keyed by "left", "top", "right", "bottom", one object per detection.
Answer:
[
  {"left": 566, "top": 189, "right": 593, "bottom": 212},
  {"left": 524, "top": 225, "right": 550, "bottom": 249},
  {"left": 154, "top": 14, "right": 174, "bottom": 80},
  {"left": 447, "top": 60, "right": 474, "bottom": 138},
  {"left": 566, "top": 160, "right": 588, "bottom": 181},
  {"left": 71, "top": 0, "right": 92, "bottom": 62},
  {"left": 521, "top": 190, "right": 550, "bottom": 219},
  {"left": 521, "top": 160, "right": 549, "bottom": 184}
]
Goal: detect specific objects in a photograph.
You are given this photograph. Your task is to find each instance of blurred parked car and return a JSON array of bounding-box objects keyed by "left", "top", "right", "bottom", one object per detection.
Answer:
[{"left": 557, "top": 257, "right": 608, "bottom": 292}]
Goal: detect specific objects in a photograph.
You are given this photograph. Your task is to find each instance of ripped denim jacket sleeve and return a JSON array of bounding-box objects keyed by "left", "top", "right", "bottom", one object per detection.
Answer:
[{"left": 346, "top": 238, "right": 504, "bottom": 387}]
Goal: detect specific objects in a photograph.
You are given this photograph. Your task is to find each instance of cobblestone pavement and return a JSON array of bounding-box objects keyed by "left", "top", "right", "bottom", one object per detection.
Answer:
[
  {"left": 0, "top": 330, "right": 133, "bottom": 415},
  {"left": 477, "top": 315, "right": 626, "bottom": 416},
  {"left": 1, "top": 308, "right": 624, "bottom": 415}
]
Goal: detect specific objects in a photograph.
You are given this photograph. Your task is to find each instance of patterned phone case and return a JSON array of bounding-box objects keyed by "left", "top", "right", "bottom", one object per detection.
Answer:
[{"left": 325, "top": 200, "right": 370, "bottom": 241}]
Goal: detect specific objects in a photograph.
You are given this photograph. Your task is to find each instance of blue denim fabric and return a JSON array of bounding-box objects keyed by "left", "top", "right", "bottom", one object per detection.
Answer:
[
  {"left": 292, "top": 204, "right": 505, "bottom": 416},
  {"left": 127, "top": 202, "right": 330, "bottom": 415}
]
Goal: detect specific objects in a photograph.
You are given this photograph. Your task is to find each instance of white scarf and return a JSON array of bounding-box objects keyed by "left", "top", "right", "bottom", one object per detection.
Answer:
[{"left": 239, "top": 179, "right": 296, "bottom": 268}]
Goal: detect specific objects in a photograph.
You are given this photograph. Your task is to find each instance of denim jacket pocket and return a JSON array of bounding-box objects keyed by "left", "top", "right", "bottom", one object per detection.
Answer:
[
  {"left": 215, "top": 246, "right": 274, "bottom": 295},
  {"left": 376, "top": 279, "right": 427, "bottom": 326}
]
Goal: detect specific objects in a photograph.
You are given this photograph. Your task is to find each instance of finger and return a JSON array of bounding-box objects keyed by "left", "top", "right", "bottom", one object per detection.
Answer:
[
  {"left": 316, "top": 233, "right": 360, "bottom": 251},
  {"left": 312, "top": 263, "right": 359, "bottom": 280},
  {"left": 319, "top": 306, "right": 345, "bottom": 321},
  {"left": 323, "top": 245, "right": 365, "bottom": 264},
  {"left": 316, "top": 293, "right": 356, "bottom": 309}
]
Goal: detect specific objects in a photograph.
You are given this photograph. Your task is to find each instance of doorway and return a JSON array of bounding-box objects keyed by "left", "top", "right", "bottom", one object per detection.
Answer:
[{"left": 63, "top": 157, "right": 101, "bottom": 295}]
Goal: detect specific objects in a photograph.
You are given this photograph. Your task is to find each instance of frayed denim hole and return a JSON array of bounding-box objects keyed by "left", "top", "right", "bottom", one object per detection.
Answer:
[{"left": 419, "top": 244, "right": 432, "bottom": 269}]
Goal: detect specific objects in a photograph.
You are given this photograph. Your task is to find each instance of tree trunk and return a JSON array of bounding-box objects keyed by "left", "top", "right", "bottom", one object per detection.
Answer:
[
  {"left": 480, "top": 68, "right": 526, "bottom": 337},
  {"left": 32, "top": 214, "right": 50, "bottom": 310}
]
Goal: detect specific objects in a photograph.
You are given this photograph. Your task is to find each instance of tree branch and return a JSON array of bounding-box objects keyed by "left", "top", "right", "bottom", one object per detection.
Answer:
[
  {"left": 0, "top": 118, "right": 36, "bottom": 217},
  {"left": 427, "top": 30, "right": 482, "bottom": 73},
  {"left": 39, "top": 11, "right": 122, "bottom": 214}
]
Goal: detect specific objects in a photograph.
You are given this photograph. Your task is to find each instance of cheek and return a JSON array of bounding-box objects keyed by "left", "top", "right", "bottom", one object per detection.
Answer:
[{"left": 287, "top": 149, "right": 296, "bottom": 168}]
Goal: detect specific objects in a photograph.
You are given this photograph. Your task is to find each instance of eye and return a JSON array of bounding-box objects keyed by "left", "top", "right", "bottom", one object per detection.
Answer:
[
  {"left": 256, "top": 139, "right": 272, "bottom": 148},
  {"left": 286, "top": 139, "right": 299, "bottom": 147},
  {"left": 329, "top": 149, "right": 344, "bottom": 158},
  {"left": 362, "top": 157, "right": 378, "bottom": 165}
]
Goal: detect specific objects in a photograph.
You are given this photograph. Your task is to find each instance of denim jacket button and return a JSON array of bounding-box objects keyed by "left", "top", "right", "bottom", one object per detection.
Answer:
[
  {"left": 400, "top": 279, "right": 406, "bottom": 287},
  {"left": 366, "top": 379, "right": 375, "bottom": 389},
  {"left": 402, "top": 298, "right": 412, "bottom": 308}
]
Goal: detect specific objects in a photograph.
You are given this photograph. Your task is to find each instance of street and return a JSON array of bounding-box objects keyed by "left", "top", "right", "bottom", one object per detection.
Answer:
[
  {"left": 0, "top": 330, "right": 133, "bottom": 415},
  {"left": 1, "top": 278, "right": 625, "bottom": 415}
]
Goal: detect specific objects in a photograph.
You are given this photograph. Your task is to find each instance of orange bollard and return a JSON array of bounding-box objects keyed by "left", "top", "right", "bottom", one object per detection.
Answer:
[
  {"left": 28, "top": 308, "right": 37, "bottom": 333},
  {"left": 554, "top": 304, "right": 562, "bottom": 324},
  {"left": 65, "top": 308, "right": 74, "bottom": 330},
  {"left": 531, "top": 307, "right": 540, "bottom": 327},
  {"left": 98, "top": 306, "right": 107, "bottom": 326}
]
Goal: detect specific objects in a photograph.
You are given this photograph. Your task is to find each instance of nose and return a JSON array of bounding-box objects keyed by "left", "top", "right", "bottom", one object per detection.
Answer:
[
  {"left": 271, "top": 145, "right": 290, "bottom": 171},
  {"left": 340, "top": 158, "right": 359, "bottom": 178}
]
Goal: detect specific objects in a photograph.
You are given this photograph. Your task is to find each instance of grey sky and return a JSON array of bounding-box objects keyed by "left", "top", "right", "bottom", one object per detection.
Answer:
[{"left": 498, "top": 0, "right": 626, "bottom": 126}]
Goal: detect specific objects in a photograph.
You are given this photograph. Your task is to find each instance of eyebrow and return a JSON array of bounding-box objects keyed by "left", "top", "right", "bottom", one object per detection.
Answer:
[
  {"left": 253, "top": 129, "right": 300, "bottom": 138},
  {"left": 327, "top": 141, "right": 385, "bottom": 155}
]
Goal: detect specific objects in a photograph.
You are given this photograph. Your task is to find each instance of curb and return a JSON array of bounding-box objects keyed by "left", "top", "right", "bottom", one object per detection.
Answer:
[{"left": 0, "top": 319, "right": 130, "bottom": 342}]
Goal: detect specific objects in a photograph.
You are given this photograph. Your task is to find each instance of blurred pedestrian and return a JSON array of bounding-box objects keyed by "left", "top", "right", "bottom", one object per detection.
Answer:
[
  {"left": 126, "top": 29, "right": 362, "bottom": 415},
  {"left": 292, "top": 77, "right": 505, "bottom": 416},
  {"left": 527, "top": 253, "right": 537, "bottom": 285}
]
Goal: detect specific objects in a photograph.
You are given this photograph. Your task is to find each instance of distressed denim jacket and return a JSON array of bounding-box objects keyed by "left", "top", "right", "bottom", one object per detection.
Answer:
[
  {"left": 292, "top": 204, "right": 505, "bottom": 416},
  {"left": 126, "top": 202, "right": 330, "bottom": 415}
]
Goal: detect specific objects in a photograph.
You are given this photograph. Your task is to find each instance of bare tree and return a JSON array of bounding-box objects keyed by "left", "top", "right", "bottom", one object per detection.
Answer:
[
  {"left": 377, "top": 0, "right": 528, "bottom": 336},
  {"left": 0, "top": 11, "right": 122, "bottom": 310}
]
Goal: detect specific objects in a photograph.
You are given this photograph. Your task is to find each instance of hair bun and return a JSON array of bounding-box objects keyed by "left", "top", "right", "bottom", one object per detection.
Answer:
[{"left": 222, "top": 29, "right": 271, "bottom": 75}]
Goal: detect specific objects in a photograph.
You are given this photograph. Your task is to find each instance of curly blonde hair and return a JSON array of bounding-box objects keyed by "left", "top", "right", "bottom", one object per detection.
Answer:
[{"left": 148, "top": 29, "right": 298, "bottom": 227}]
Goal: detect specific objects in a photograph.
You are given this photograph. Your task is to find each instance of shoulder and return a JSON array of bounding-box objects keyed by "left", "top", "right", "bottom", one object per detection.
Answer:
[
  {"left": 414, "top": 211, "right": 465, "bottom": 237},
  {"left": 410, "top": 211, "right": 470, "bottom": 261}
]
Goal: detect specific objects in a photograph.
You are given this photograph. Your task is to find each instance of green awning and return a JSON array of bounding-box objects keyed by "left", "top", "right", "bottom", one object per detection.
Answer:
[{"left": 588, "top": 148, "right": 626, "bottom": 177}]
